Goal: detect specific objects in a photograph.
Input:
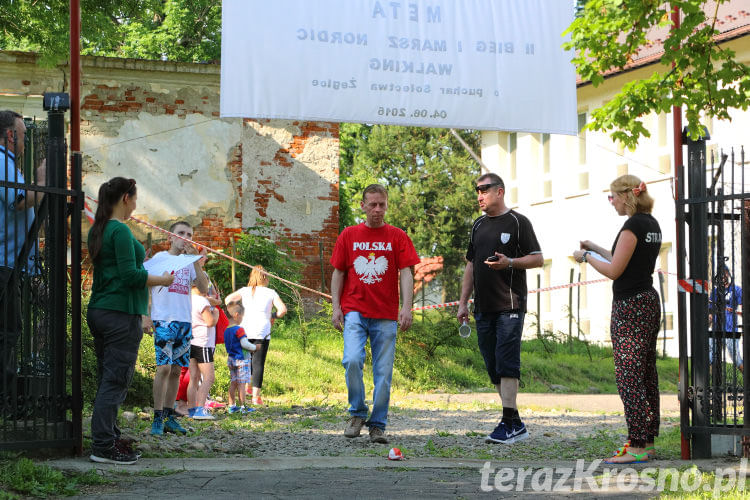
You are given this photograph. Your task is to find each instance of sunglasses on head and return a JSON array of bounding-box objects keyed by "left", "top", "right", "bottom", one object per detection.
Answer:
[
  {"left": 608, "top": 190, "right": 627, "bottom": 202},
  {"left": 475, "top": 182, "right": 501, "bottom": 193}
]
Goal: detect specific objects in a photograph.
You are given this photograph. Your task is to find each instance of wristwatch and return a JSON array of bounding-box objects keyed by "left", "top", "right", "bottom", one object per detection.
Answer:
[
  {"left": 508, "top": 258, "right": 513, "bottom": 269},
  {"left": 582, "top": 251, "right": 590, "bottom": 263}
]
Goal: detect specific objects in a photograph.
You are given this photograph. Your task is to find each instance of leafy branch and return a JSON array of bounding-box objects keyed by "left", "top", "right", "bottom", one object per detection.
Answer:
[{"left": 565, "top": 0, "right": 750, "bottom": 149}]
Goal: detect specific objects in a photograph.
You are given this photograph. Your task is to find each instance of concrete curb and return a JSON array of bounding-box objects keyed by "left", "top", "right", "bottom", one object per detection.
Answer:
[{"left": 50, "top": 456, "right": 743, "bottom": 473}]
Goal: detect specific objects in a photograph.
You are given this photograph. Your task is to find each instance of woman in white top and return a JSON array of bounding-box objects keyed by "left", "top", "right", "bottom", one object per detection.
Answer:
[{"left": 225, "top": 265, "right": 286, "bottom": 405}]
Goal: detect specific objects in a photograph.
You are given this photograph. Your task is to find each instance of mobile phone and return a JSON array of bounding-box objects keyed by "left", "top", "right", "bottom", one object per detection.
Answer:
[{"left": 486, "top": 255, "right": 499, "bottom": 262}]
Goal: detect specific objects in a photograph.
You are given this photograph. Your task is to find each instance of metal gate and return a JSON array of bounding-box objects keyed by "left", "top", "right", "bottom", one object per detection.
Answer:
[
  {"left": 0, "top": 95, "right": 82, "bottom": 453},
  {"left": 678, "top": 130, "right": 750, "bottom": 458}
]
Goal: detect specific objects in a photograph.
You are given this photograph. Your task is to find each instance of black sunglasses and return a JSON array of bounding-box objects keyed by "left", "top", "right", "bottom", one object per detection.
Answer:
[{"left": 475, "top": 182, "right": 501, "bottom": 193}]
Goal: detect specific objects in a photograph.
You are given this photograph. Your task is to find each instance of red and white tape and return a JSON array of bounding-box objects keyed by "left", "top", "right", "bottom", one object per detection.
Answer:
[
  {"left": 677, "top": 278, "right": 708, "bottom": 294},
  {"left": 412, "top": 270, "right": 706, "bottom": 312},
  {"left": 84, "top": 195, "right": 719, "bottom": 310},
  {"left": 85, "top": 195, "right": 332, "bottom": 300}
]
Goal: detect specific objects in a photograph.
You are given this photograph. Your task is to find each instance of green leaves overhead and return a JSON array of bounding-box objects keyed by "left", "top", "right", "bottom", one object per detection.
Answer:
[
  {"left": 565, "top": 0, "right": 750, "bottom": 148},
  {"left": 0, "top": 0, "right": 222, "bottom": 65}
]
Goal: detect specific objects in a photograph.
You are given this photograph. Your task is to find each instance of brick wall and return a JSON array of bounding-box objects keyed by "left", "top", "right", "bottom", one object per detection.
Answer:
[
  {"left": 86, "top": 84, "right": 342, "bottom": 293},
  {"left": 0, "top": 52, "right": 340, "bottom": 299}
]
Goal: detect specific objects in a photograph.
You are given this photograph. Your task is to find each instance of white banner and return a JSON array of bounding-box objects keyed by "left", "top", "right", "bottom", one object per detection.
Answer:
[{"left": 221, "top": 0, "right": 577, "bottom": 134}]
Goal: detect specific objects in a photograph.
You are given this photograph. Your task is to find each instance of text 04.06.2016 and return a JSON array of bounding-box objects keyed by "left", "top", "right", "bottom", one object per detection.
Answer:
[{"left": 377, "top": 107, "right": 447, "bottom": 119}]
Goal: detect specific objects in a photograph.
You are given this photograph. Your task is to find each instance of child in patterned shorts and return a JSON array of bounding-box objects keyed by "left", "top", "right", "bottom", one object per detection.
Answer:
[{"left": 224, "top": 302, "right": 256, "bottom": 413}]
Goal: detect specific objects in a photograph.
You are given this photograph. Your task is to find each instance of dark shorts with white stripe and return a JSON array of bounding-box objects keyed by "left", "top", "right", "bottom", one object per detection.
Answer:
[{"left": 190, "top": 345, "right": 215, "bottom": 364}]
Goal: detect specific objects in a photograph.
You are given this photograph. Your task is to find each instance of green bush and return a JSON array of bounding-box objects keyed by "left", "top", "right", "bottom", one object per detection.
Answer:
[
  {"left": 204, "top": 219, "right": 303, "bottom": 307},
  {"left": 75, "top": 291, "right": 680, "bottom": 407},
  {"left": 75, "top": 291, "right": 166, "bottom": 409}
]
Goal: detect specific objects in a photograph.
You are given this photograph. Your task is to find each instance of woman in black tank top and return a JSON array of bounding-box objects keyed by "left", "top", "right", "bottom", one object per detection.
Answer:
[{"left": 572, "top": 175, "right": 662, "bottom": 465}]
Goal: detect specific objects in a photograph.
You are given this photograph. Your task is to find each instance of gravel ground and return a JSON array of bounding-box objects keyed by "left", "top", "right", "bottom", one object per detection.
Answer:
[{"left": 109, "top": 394, "right": 681, "bottom": 461}]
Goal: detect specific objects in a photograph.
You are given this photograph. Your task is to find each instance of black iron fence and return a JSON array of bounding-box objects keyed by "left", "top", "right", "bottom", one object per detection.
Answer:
[
  {"left": 679, "top": 130, "right": 749, "bottom": 458},
  {"left": 0, "top": 97, "right": 82, "bottom": 453}
]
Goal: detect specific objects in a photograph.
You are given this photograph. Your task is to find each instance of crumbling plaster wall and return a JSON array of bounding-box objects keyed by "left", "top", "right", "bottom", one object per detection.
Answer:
[{"left": 0, "top": 51, "right": 340, "bottom": 290}]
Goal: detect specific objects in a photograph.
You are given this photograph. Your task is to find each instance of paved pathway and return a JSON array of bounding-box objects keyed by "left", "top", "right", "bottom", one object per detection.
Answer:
[
  {"left": 49, "top": 393, "right": 743, "bottom": 499},
  {"left": 55, "top": 456, "right": 746, "bottom": 499}
]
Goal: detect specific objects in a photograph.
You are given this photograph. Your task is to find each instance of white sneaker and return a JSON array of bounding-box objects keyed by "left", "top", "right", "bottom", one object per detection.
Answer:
[{"left": 192, "top": 407, "right": 216, "bottom": 420}]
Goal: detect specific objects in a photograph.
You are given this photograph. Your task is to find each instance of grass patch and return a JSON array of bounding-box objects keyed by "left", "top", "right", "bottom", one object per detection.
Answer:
[
  {"left": 74, "top": 299, "right": 677, "bottom": 407},
  {"left": 124, "top": 310, "right": 678, "bottom": 407},
  {"left": 0, "top": 454, "right": 113, "bottom": 498},
  {"left": 654, "top": 467, "right": 750, "bottom": 498}
]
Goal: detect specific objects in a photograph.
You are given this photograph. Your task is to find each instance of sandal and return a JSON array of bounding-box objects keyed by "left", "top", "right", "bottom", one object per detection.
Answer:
[
  {"left": 604, "top": 450, "right": 650, "bottom": 465},
  {"left": 612, "top": 441, "right": 630, "bottom": 457},
  {"left": 612, "top": 441, "right": 656, "bottom": 459}
]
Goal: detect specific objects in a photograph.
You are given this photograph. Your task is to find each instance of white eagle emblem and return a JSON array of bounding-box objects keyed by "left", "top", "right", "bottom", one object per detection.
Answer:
[{"left": 353, "top": 252, "right": 389, "bottom": 284}]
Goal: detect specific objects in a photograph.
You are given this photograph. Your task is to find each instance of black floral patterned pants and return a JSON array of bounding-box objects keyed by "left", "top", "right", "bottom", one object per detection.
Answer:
[{"left": 610, "top": 288, "right": 661, "bottom": 448}]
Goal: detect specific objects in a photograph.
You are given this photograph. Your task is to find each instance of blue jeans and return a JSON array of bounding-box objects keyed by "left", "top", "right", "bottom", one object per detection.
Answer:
[
  {"left": 475, "top": 311, "right": 525, "bottom": 383},
  {"left": 342, "top": 312, "right": 397, "bottom": 431},
  {"left": 709, "top": 337, "right": 743, "bottom": 366}
]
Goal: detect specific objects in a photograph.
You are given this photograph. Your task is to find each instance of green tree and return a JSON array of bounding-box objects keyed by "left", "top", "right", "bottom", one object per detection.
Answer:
[
  {"left": 565, "top": 0, "right": 750, "bottom": 148},
  {"left": 204, "top": 220, "right": 302, "bottom": 307},
  {"left": 339, "top": 124, "right": 481, "bottom": 300},
  {"left": 0, "top": 0, "right": 222, "bottom": 65}
]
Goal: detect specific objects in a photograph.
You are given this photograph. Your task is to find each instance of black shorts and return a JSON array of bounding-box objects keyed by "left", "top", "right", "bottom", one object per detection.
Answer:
[
  {"left": 190, "top": 345, "right": 215, "bottom": 364},
  {"left": 474, "top": 311, "right": 524, "bottom": 382}
]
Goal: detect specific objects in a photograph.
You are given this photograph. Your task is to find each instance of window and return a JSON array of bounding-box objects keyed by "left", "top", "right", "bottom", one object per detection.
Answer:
[
  {"left": 707, "top": 144, "right": 719, "bottom": 167},
  {"left": 542, "top": 260, "right": 552, "bottom": 313},
  {"left": 578, "top": 172, "right": 589, "bottom": 191},
  {"left": 508, "top": 133, "right": 518, "bottom": 205},
  {"left": 541, "top": 133, "right": 552, "bottom": 199},
  {"left": 509, "top": 133, "right": 517, "bottom": 180},
  {"left": 579, "top": 318, "right": 591, "bottom": 335},
  {"left": 657, "top": 113, "right": 667, "bottom": 147},
  {"left": 533, "top": 133, "right": 552, "bottom": 202},
  {"left": 578, "top": 113, "right": 587, "bottom": 165},
  {"left": 704, "top": 114, "right": 714, "bottom": 137},
  {"left": 616, "top": 140, "right": 625, "bottom": 156},
  {"left": 578, "top": 258, "right": 587, "bottom": 309},
  {"left": 571, "top": 112, "right": 589, "bottom": 193},
  {"left": 658, "top": 154, "right": 671, "bottom": 175},
  {"left": 530, "top": 260, "right": 552, "bottom": 315},
  {"left": 658, "top": 244, "right": 671, "bottom": 302}
]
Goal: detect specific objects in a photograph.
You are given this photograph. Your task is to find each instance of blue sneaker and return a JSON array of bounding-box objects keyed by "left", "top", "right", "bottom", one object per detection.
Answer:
[
  {"left": 228, "top": 405, "right": 242, "bottom": 414},
  {"left": 188, "top": 407, "right": 197, "bottom": 418},
  {"left": 241, "top": 406, "right": 256, "bottom": 414},
  {"left": 486, "top": 420, "right": 529, "bottom": 444},
  {"left": 164, "top": 415, "right": 188, "bottom": 435},
  {"left": 150, "top": 418, "right": 164, "bottom": 436},
  {"left": 192, "top": 407, "right": 216, "bottom": 420}
]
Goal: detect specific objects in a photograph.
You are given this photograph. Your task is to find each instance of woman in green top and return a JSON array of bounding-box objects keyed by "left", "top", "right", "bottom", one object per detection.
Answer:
[{"left": 87, "top": 177, "right": 173, "bottom": 464}]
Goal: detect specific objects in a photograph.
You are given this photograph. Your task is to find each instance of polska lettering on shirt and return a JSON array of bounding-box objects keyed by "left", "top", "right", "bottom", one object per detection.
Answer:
[
  {"left": 645, "top": 232, "right": 662, "bottom": 243},
  {"left": 353, "top": 242, "right": 393, "bottom": 251},
  {"left": 167, "top": 267, "right": 191, "bottom": 295}
]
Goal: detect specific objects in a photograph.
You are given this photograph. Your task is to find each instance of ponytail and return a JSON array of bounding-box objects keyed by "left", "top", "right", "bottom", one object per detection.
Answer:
[{"left": 87, "top": 177, "right": 136, "bottom": 261}]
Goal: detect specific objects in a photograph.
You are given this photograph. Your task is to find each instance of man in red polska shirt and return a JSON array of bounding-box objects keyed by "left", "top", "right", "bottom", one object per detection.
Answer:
[{"left": 331, "top": 184, "right": 419, "bottom": 445}]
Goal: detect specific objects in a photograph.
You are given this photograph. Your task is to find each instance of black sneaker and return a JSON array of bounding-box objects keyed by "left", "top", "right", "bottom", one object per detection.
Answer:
[
  {"left": 90, "top": 444, "right": 138, "bottom": 465},
  {"left": 115, "top": 438, "right": 142, "bottom": 459},
  {"left": 485, "top": 420, "right": 530, "bottom": 444}
]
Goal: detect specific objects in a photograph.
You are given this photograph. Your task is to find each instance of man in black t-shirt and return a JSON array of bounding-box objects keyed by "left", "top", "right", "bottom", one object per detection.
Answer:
[{"left": 457, "top": 173, "right": 543, "bottom": 445}]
